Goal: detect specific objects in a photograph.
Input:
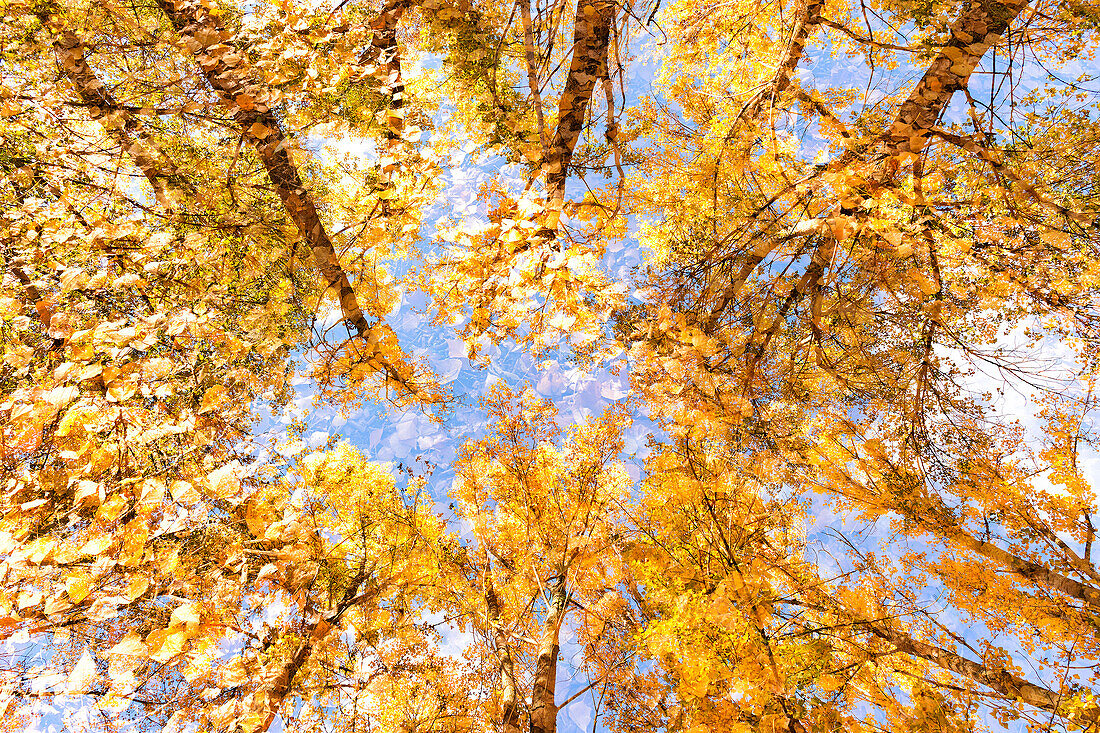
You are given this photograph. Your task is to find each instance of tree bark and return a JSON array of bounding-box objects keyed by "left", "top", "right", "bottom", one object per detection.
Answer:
[
  {"left": 152, "top": 0, "right": 445, "bottom": 403},
  {"left": 154, "top": 0, "right": 372, "bottom": 338},
  {"left": 251, "top": 575, "right": 373, "bottom": 733},
  {"left": 50, "top": 30, "right": 187, "bottom": 211},
  {"left": 521, "top": 0, "right": 549, "bottom": 154},
  {"left": 529, "top": 577, "right": 567, "bottom": 733},
  {"left": 879, "top": 0, "right": 1030, "bottom": 157},
  {"left": 357, "top": 0, "right": 411, "bottom": 146},
  {"left": 485, "top": 575, "right": 523, "bottom": 733},
  {"left": 868, "top": 618, "right": 1098, "bottom": 724},
  {"left": 927, "top": 515, "right": 1100, "bottom": 612},
  {"left": 740, "top": 0, "right": 824, "bottom": 122},
  {"left": 543, "top": 0, "right": 616, "bottom": 208}
]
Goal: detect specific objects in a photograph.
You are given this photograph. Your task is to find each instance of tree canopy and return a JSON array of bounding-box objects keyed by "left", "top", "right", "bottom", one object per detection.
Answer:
[{"left": 2, "top": 0, "right": 1100, "bottom": 730}]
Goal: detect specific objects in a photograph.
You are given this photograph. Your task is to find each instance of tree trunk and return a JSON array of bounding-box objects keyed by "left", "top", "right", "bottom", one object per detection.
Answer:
[
  {"left": 250, "top": 576, "right": 373, "bottom": 733},
  {"left": 543, "top": 0, "right": 616, "bottom": 209},
  {"left": 529, "top": 578, "right": 567, "bottom": 733},
  {"left": 880, "top": 0, "right": 1031, "bottom": 157},
  {"left": 153, "top": 0, "right": 371, "bottom": 337},
  {"left": 869, "top": 619, "right": 1098, "bottom": 725},
  {"left": 50, "top": 30, "right": 186, "bottom": 211},
  {"left": 927, "top": 514, "right": 1100, "bottom": 612},
  {"left": 822, "top": 459, "right": 1100, "bottom": 612},
  {"left": 153, "top": 0, "right": 437, "bottom": 401},
  {"left": 485, "top": 576, "right": 523, "bottom": 733},
  {"left": 357, "top": 0, "right": 410, "bottom": 153}
]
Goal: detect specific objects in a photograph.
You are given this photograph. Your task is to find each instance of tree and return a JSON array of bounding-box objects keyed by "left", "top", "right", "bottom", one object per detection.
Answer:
[
  {"left": 621, "top": 0, "right": 1100, "bottom": 724},
  {"left": 1, "top": 0, "right": 444, "bottom": 727},
  {"left": 443, "top": 386, "right": 636, "bottom": 733},
  {"left": 617, "top": 0, "right": 1100, "bottom": 724},
  {"left": 3, "top": 0, "right": 1100, "bottom": 729}
]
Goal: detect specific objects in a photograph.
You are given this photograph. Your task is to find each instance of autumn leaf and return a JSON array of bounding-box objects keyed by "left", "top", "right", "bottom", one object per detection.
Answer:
[{"left": 66, "top": 651, "right": 98, "bottom": 694}]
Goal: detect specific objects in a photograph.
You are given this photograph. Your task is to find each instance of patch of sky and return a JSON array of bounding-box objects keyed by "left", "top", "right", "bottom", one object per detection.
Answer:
[
  {"left": 799, "top": 311, "right": 1099, "bottom": 732},
  {"left": 940, "top": 316, "right": 1100, "bottom": 518},
  {"left": 264, "top": 60, "right": 663, "bottom": 485},
  {"left": 236, "top": 117, "right": 666, "bottom": 732}
]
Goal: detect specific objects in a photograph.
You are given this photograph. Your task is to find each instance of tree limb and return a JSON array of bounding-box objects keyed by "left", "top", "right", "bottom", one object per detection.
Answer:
[
  {"left": 154, "top": 0, "right": 372, "bottom": 338},
  {"left": 543, "top": 0, "right": 616, "bottom": 209}
]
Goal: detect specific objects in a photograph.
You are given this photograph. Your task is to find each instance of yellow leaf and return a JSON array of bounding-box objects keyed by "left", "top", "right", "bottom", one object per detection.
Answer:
[
  {"left": 138, "top": 478, "right": 165, "bottom": 513},
  {"left": 99, "top": 692, "right": 132, "bottom": 713},
  {"left": 245, "top": 501, "right": 270, "bottom": 538},
  {"left": 66, "top": 650, "right": 98, "bottom": 693},
  {"left": 107, "top": 381, "right": 137, "bottom": 402},
  {"left": 171, "top": 602, "right": 200, "bottom": 629},
  {"left": 45, "top": 593, "right": 72, "bottom": 615},
  {"left": 120, "top": 517, "right": 149, "bottom": 567},
  {"left": 198, "top": 385, "right": 227, "bottom": 414},
  {"left": 108, "top": 632, "right": 147, "bottom": 657},
  {"left": 56, "top": 405, "right": 91, "bottom": 437},
  {"left": 147, "top": 626, "right": 191, "bottom": 663},
  {"left": 159, "top": 547, "right": 180, "bottom": 575},
  {"left": 79, "top": 534, "right": 111, "bottom": 557},
  {"left": 126, "top": 574, "right": 150, "bottom": 602},
  {"left": 1040, "top": 229, "right": 1070, "bottom": 247},
  {"left": 96, "top": 494, "right": 127, "bottom": 522},
  {"left": 207, "top": 461, "right": 242, "bottom": 500},
  {"left": 170, "top": 480, "right": 200, "bottom": 504},
  {"left": 219, "top": 656, "right": 249, "bottom": 686},
  {"left": 66, "top": 574, "right": 93, "bottom": 604},
  {"left": 73, "top": 480, "right": 101, "bottom": 507}
]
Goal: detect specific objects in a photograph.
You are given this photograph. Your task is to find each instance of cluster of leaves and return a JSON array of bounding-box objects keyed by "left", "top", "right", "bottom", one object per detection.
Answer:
[{"left": 4, "top": 0, "right": 1100, "bottom": 730}]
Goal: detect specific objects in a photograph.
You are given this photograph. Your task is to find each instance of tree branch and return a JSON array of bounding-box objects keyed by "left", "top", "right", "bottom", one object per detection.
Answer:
[{"left": 543, "top": 0, "right": 616, "bottom": 209}]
